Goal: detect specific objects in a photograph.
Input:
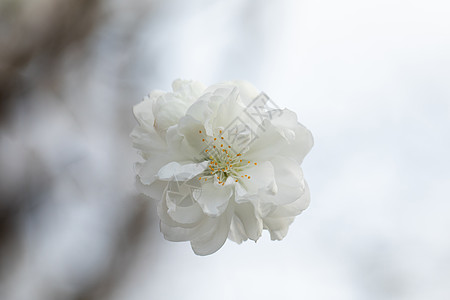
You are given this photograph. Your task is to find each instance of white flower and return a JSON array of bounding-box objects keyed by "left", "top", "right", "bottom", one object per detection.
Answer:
[{"left": 131, "top": 79, "right": 313, "bottom": 255}]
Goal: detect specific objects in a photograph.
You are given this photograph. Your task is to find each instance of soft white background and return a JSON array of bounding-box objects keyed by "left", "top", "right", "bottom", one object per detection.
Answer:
[{"left": 1, "top": 0, "right": 449, "bottom": 299}]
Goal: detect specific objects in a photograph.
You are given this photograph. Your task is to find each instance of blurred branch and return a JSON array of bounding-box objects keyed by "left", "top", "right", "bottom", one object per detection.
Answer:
[
  {"left": 74, "top": 197, "right": 153, "bottom": 300},
  {"left": 0, "top": 0, "right": 102, "bottom": 123},
  {"left": 0, "top": 0, "right": 103, "bottom": 288}
]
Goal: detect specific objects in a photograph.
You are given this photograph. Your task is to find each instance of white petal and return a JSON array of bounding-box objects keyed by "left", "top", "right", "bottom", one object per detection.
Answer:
[
  {"left": 263, "top": 182, "right": 310, "bottom": 240},
  {"left": 192, "top": 180, "right": 233, "bottom": 216},
  {"left": 204, "top": 80, "right": 259, "bottom": 106},
  {"left": 177, "top": 116, "right": 209, "bottom": 160},
  {"left": 151, "top": 80, "right": 206, "bottom": 133},
  {"left": 132, "top": 91, "right": 163, "bottom": 129},
  {"left": 270, "top": 109, "right": 313, "bottom": 164},
  {"left": 185, "top": 96, "right": 215, "bottom": 125},
  {"left": 228, "top": 215, "right": 247, "bottom": 244},
  {"left": 259, "top": 156, "right": 306, "bottom": 206},
  {"left": 158, "top": 189, "right": 209, "bottom": 242},
  {"left": 269, "top": 109, "right": 299, "bottom": 130},
  {"left": 270, "top": 181, "right": 310, "bottom": 217},
  {"left": 212, "top": 88, "right": 247, "bottom": 130},
  {"left": 190, "top": 206, "right": 233, "bottom": 256},
  {"left": 130, "top": 126, "right": 167, "bottom": 159},
  {"left": 159, "top": 206, "right": 210, "bottom": 242},
  {"left": 136, "top": 178, "right": 167, "bottom": 201},
  {"left": 161, "top": 222, "right": 205, "bottom": 242},
  {"left": 263, "top": 217, "right": 294, "bottom": 240},
  {"left": 236, "top": 161, "right": 276, "bottom": 201},
  {"left": 244, "top": 120, "right": 288, "bottom": 161},
  {"left": 157, "top": 161, "right": 208, "bottom": 181},
  {"left": 233, "top": 201, "right": 262, "bottom": 241},
  {"left": 172, "top": 79, "right": 206, "bottom": 100},
  {"left": 166, "top": 190, "right": 205, "bottom": 224},
  {"left": 271, "top": 156, "right": 303, "bottom": 188},
  {"left": 153, "top": 94, "right": 190, "bottom": 132},
  {"left": 285, "top": 123, "right": 314, "bottom": 164},
  {"left": 136, "top": 155, "right": 171, "bottom": 185}
]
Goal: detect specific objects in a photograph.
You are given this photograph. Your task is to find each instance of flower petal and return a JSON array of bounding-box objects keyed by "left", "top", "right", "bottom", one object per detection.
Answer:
[
  {"left": 236, "top": 161, "right": 276, "bottom": 201},
  {"left": 233, "top": 201, "right": 262, "bottom": 241},
  {"left": 130, "top": 126, "right": 167, "bottom": 159},
  {"left": 153, "top": 94, "right": 191, "bottom": 132},
  {"left": 161, "top": 221, "right": 205, "bottom": 242},
  {"left": 136, "top": 178, "right": 167, "bottom": 201},
  {"left": 190, "top": 206, "right": 233, "bottom": 256},
  {"left": 133, "top": 91, "right": 163, "bottom": 129},
  {"left": 166, "top": 190, "right": 205, "bottom": 224},
  {"left": 177, "top": 116, "right": 209, "bottom": 160},
  {"left": 270, "top": 109, "right": 314, "bottom": 164},
  {"left": 192, "top": 180, "right": 233, "bottom": 217},
  {"left": 152, "top": 80, "right": 206, "bottom": 133},
  {"left": 136, "top": 155, "right": 171, "bottom": 185},
  {"left": 243, "top": 120, "right": 288, "bottom": 161},
  {"left": 228, "top": 215, "right": 247, "bottom": 244},
  {"left": 172, "top": 79, "right": 206, "bottom": 101},
  {"left": 263, "top": 182, "right": 310, "bottom": 240},
  {"left": 259, "top": 155, "right": 307, "bottom": 206},
  {"left": 284, "top": 123, "right": 314, "bottom": 164},
  {"left": 157, "top": 161, "right": 208, "bottom": 181}
]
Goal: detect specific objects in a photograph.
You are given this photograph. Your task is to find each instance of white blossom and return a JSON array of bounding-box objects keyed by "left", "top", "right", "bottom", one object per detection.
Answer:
[{"left": 131, "top": 79, "right": 313, "bottom": 255}]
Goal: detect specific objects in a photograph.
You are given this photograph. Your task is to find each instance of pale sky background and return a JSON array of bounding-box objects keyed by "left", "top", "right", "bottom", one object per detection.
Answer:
[{"left": 1, "top": 0, "right": 449, "bottom": 299}]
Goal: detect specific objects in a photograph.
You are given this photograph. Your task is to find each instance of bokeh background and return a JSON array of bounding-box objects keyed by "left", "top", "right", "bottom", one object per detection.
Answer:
[{"left": 1, "top": 0, "right": 450, "bottom": 299}]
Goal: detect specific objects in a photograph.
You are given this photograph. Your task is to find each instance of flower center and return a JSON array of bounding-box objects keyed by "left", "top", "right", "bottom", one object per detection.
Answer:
[{"left": 197, "top": 129, "right": 256, "bottom": 185}]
